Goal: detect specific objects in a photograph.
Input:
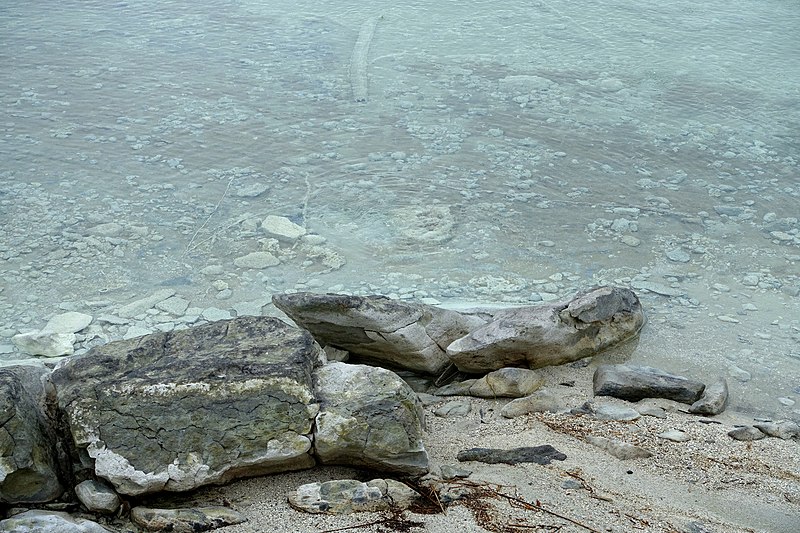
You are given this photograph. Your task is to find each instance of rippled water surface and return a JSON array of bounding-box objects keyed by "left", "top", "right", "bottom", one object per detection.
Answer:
[{"left": 1, "top": 0, "right": 798, "bottom": 417}]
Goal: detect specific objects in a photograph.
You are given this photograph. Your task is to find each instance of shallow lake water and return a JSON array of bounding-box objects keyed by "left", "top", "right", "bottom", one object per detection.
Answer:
[{"left": 1, "top": 0, "right": 798, "bottom": 418}]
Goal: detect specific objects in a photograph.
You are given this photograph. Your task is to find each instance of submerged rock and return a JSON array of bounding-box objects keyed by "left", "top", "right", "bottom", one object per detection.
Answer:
[
  {"left": 313, "top": 362, "right": 428, "bottom": 475},
  {"left": 446, "top": 286, "right": 644, "bottom": 373}
]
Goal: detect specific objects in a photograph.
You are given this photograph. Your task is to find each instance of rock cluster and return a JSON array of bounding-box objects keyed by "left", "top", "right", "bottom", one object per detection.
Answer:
[{"left": 7, "top": 285, "right": 783, "bottom": 530}]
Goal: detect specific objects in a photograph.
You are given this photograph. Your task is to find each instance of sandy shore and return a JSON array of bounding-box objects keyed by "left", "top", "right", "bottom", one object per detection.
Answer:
[{"left": 161, "top": 364, "right": 798, "bottom": 533}]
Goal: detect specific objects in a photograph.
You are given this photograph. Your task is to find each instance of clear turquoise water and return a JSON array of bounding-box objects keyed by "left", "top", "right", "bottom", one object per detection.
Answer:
[{"left": 1, "top": 0, "right": 798, "bottom": 417}]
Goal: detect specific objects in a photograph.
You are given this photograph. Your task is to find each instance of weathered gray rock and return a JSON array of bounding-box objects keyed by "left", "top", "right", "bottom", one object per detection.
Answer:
[
  {"left": 728, "top": 426, "right": 766, "bottom": 441},
  {"left": 288, "top": 478, "right": 420, "bottom": 514},
  {"left": 43, "top": 312, "right": 93, "bottom": 334},
  {"left": 753, "top": 420, "right": 800, "bottom": 440},
  {"left": 313, "top": 362, "right": 428, "bottom": 475},
  {"left": 11, "top": 331, "right": 75, "bottom": 357},
  {"left": 467, "top": 367, "right": 544, "bottom": 398},
  {"left": 457, "top": 445, "right": 566, "bottom": 465},
  {"left": 586, "top": 436, "right": 652, "bottom": 460},
  {"left": 434, "top": 367, "right": 543, "bottom": 399},
  {"left": 593, "top": 364, "right": 705, "bottom": 404},
  {"left": 501, "top": 389, "right": 562, "bottom": 418},
  {"left": 0, "top": 365, "right": 65, "bottom": 504},
  {"left": 434, "top": 400, "right": 471, "bottom": 418},
  {"left": 75, "top": 479, "right": 120, "bottom": 514},
  {"left": 272, "top": 293, "right": 484, "bottom": 374},
  {"left": 130, "top": 506, "right": 246, "bottom": 532},
  {"left": 440, "top": 464, "right": 472, "bottom": 479},
  {"left": 689, "top": 378, "right": 729, "bottom": 415},
  {"left": 0, "top": 510, "right": 111, "bottom": 532},
  {"left": 314, "top": 362, "right": 428, "bottom": 475},
  {"left": 571, "top": 402, "right": 640, "bottom": 421},
  {"left": 51, "top": 316, "right": 323, "bottom": 496},
  {"left": 446, "top": 286, "right": 644, "bottom": 373},
  {"left": 658, "top": 430, "right": 691, "bottom": 442}
]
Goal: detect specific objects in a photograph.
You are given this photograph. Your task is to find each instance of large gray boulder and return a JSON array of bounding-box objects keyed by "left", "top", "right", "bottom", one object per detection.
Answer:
[
  {"left": 446, "top": 286, "right": 644, "bottom": 373},
  {"left": 0, "top": 365, "right": 65, "bottom": 504},
  {"left": 272, "top": 293, "right": 483, "bottom": 375},
  {"left": 313, "top": 362, "right": 428, "bottom": 475},
  {"left": 51, "top": 316, "right": 323, "bottom": 496}
]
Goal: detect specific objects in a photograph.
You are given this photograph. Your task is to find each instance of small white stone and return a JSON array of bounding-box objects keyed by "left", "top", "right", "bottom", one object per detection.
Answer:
[
  {"left": 123, "top": 326, "right": 152, "bottom": 340},
  {"left": 12, "top": 331, "right": 75, "bottom": 357},
  {"left": 716, "top": 315, "right": 740, "bottom": 323},
  {"left": 262, "top": 215, "right": 306, "bottom": 241},
  {"left": 658, "top": 429, "right": 690, "bottom": 442},
  {"left": 621, "top": 235, "right": 641, "bottom": 247},
  {"left": 43, "top": 311, "right": 93, "bottom": 334},
  {"left": 201, "top": 307, "right": 232, "bottom": 321},
  {"left": 234, "top": 251, "right": 280, "bottom": 269}
]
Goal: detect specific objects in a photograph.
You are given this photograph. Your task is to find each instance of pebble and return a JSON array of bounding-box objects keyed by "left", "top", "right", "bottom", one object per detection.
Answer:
[
  {"left": 262, "top": 215, "right": 306, "bottom": 242},
  {"left": 440, "top": 464, "right": 472, "bottom": 480},
  {"left": 658, "top": 429, "right": 690, "bottom": 442},
  {"left": 666, "top": 248, "right": 691, "bottom": 263},
  {"left": 233, "top": 251, "right": 280, "bottom": 269},
  {"left": 620, "top": 235, "right": 641, "bottom": 247},
  {"left": 752, "top": 420, "right": 800, "bottom": 440},
  {"left": 586, "top": 436, "right": 652, "bottom": 460},
  {"left": 156, "top": 296, "right": 190, "bottom": 316},
  {"left": 635, "top": 404, "right": 668, "bottom": 419},
  {"left": 716, "top": 315, "right": 739, "bottom": 323},
  {"left": 728, "top": 365, "right": 751, "bottom": 382},
  {"left": 590, "top": 404, "right": 641, "bottom": 421},
  {"left": 434, "top": 400, "right": 471, "bottom": 418},
  {"left": 123, "top": 326, "right": 152, "bottom": 340},
  {"left": 117, "top": 289, "right": 176, "bottom": 318},
  {"left": 727, "top": 426, "right": 766, "bottom": 441},
  {"left": 501, "top": 389, "right": 561, "bottom": 418},
  {"left": 11, "top": 331, "right": 75, "bottom": 357},
  {"left": 42, "top": 311, "right": 93, "bottom": 334},
  {"left": 75, "top": 479, "right": 120, "bottom": 514},
  {"left": 200, "top": 307, "right": 232, "bottom": 321}
]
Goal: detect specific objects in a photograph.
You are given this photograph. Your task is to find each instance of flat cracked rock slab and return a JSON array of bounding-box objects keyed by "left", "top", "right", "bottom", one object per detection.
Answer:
[{"left": 51, "top": 316, "right": 324, "bottom": 496}]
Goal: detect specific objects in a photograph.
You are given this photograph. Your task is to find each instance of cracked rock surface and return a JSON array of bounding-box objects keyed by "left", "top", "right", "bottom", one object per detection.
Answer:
[
  {"left": 446, "top": 286, "right": 645, "bottom": 373},
  {"left": 51, "top": 316, "right": 323, "bottom": 496},
  {"left": 0, "top": 365, "right": 65, "bottom": 504},
  {"left": 273, "top": 293, "right": 483, "bottom": 375},
  {"left": 313, "top": 362, "right": 429, "bottom": 475}
]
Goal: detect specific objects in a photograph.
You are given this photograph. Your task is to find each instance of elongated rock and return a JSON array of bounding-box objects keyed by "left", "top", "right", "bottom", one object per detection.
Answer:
[
  {"left": 593, "top": 364, "right": 705, "bottom": 404},
  {"left": 273, "top": 293, "right": 483, "bottom": 374},
  {"left": 446, "top": 286, "right": 644, "bottom": 373},
  {"left": 457, "top": 445, "right": 566, "bottom": 465}
]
